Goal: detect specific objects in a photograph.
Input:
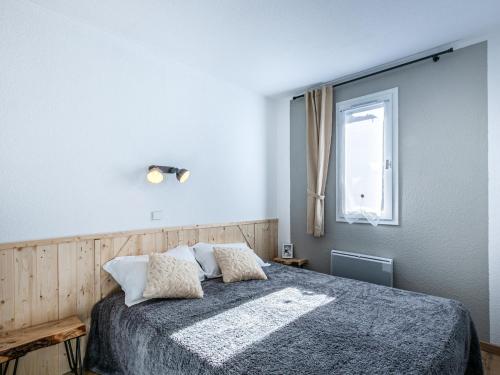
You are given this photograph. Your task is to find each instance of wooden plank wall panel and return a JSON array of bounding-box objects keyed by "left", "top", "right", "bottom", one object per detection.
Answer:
[
  {"left": 76, "top": 240, "right": 94, "bottom": 372},
  {"left": 99, "top": 239, "right": 116, "bottom": 298},
  {"left": 270, "top": 221, "right": 278, "bottom": 259},
  {"left": 0, "top": 249, "right": 15, "bottom": 332},
  {"left": 166, "top": 231, "right": 179, "bottom": 250},
  {"left": 223, "top": 226, "right": 245, "bottom": 243},
  {"left": 93, "top": 240, "right": 101, "bottom": 305},
  {"left": 33, "top": 245, "right": 59, "bottom": 375},
  {"left": 112, "top": 236, "right": 131, "bottom": 258},
  {"left": 57, "top": 242, "right": 77, "bottom": 374},
  {"left": 58, "top": 243, "right": 77, "bottom": 319},
  {"left": 179, "top": 229, "right": 197, "bottom": 247},
  {"left": 208, "top": 227, "right": 225, "bottom": 244},
  {"left": 255, "top": 222, "right": 278, "bottom": 261},
  {"left": 77, "top": 240, "right": 95, "bottom": 328},
  {"left": 0, "top": 219, "right": 277, "bottom": 374},
  {"left": 154, "top": 232, "right": 165, "bottom": 252},
  {"left": 139, "top": 233, "right": 156, "bottom": 255},
  {"left": 14, "top": 247, "right": 35, "bottom": 330},
  {"left": 10, "top": 247, "right": 36, "bottom": 375},
  {"left": 239, "top": 224, "right": 256, "bottom": 249},
  {"left": 198, "top": 228, "right": 209, "bottom": 243},
  {"left": 33, "top": 245, "right": 59, "bottom": 325}
]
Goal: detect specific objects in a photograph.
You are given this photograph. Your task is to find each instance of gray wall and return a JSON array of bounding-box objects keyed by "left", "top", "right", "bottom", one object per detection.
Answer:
[{"left": 290, "top": 42, "right": 489, "bottom": 339}]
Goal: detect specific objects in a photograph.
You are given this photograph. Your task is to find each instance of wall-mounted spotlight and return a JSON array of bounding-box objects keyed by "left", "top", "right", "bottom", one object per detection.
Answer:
[{"left": 146, "top": 165, "right": 190, "bottom": 184}]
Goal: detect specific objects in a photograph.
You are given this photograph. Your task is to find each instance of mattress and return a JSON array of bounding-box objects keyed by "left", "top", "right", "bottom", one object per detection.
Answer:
[{"left": 84, "top": 263, "right": 482, "bottom": 374}]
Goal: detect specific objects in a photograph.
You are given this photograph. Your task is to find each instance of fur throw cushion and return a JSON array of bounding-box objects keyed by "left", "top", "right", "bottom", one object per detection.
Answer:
[
  {"left": 143, "top": 252, "right": 203, "bottom": 299},
  {"left": 213, "top": 247, "right": 268, "bottom": 283}
]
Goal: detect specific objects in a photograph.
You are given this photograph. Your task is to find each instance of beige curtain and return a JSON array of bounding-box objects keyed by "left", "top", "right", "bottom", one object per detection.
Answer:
[{"left": 306, "top": 86, "right": 333, "bottom": 237}]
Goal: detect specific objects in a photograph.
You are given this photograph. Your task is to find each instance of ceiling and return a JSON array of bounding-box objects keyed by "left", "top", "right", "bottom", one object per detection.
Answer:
[{"left": 29, "top": 0, "right": 500, "bottom": 96}]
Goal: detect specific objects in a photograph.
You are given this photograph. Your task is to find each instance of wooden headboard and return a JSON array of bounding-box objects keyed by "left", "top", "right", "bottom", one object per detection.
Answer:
[{"left": 0, "top": 218, "right": 277, "bottom": 374}]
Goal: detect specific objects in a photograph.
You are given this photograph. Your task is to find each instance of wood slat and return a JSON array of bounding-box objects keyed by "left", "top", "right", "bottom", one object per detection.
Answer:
[
  {"left": 112, "top": 236, "right": 131, "bottom": 258},
  {"left": 57, "top": 242, "right": 78, "bottom": 373},
  {"left": 482, "top": 350, "right": 500, "bottom": 375},
  {"left": 238, "top": 224, "right": 255, "bottom": 249},
  {"left": 32, "top": 245, "right": 59, "bottom": 326},
  {"left": 178, "top": 229, "right": 198, "bottom": 247},
  {"left": 255, "top": 223, "right": 275, "bottom": 261},
  {"left": 270, "top": 221, "right": 278, "bottom": 258},
  {"left": 0, "top": 249, "right": 15, "bottom": 332},
  {"left": 208, "top": 227, "right": 225, "bottom": 243},
  {"left": 99, "top": 239, "right": 116, "bottom": 298},
  {"left": 14, "top": 247, "right": 35, "bottom": 330},
  {"left": 139, "top": 233, "right": 156, "bottom": 255},
  {"left": 166, "top": 231, "right": 179, "bottom": 250},
  {"left": 198, "top": 228, "right": 209, "bottom": 243},
  {"left": 154, "top": 232, "right": 165, "bottom": 252},
  {"left": 33, "top": 245, "right": 60, "bottom": 374},
  {"left": 93, "top": 240, "right": 101, "bottom": 305},
  {"left": 35, "top": 346, "right": 59, "bottom": 375},
  {"left": 77, "top": 241, "right": 94, "bottom": 327},
  {"left": 58, "top": 243, "right": 77, "bottom": 320},
  {"left": 223, "top": 226, "right": 245, "bottom": 243}
]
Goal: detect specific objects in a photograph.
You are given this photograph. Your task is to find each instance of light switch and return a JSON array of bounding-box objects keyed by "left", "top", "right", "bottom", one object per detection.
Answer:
[{"left": 151, "top": 210, "right": 163, "bottom": 220}]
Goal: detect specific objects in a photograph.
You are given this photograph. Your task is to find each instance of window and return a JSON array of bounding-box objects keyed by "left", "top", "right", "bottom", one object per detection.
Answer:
[{"left": 336, "top": 88, "right": 398, "bottom": 226}]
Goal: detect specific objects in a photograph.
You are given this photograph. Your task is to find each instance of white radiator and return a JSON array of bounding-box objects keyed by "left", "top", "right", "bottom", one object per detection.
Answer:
[{"left": 330, "top": 250, "right": 393, "bottom": 287}]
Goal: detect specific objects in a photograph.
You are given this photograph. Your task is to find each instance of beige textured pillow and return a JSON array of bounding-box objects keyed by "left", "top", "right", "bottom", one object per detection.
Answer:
[
  {"left": 143, "top": 252, "right": 203, "bottom": 299},
  {"left": 213, "top": 247, "right": 268, "bottom": 283}
]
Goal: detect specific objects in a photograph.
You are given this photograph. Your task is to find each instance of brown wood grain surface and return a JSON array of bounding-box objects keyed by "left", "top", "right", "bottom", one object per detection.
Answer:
[{"left": 0, "top": 316, "right": 85, "bottom": 363}]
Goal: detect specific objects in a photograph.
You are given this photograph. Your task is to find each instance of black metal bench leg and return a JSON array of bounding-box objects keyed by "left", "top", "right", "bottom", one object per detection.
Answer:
[
  {"left": 65, "top": 337, "right": 83, "bottom": 375},
  {"left": 12, "top": 358, "right": 19, "bottom": 375},
  {"left": 1, "top": 358, "right": 19, "bottom": 375},
  {"left": 65, "top": 339, "right": 75, "bottom": 372},
  {"left": 76, "top": 337, "right": 83, "bottom": 375}
]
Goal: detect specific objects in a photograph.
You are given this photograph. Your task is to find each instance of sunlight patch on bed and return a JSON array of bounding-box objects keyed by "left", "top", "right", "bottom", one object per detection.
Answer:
[{"left": 170, "top": 287, "right": 334, "bottom": 366}]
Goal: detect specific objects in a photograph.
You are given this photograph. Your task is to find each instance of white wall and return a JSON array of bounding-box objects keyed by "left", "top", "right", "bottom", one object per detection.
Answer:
[
  {"left": 488, "top": 30, "right": 500, "bottom": 344},
  {"left": 268, "top": 97, "right": 291, "bottom": 247},
  {"left": 0, "top": 0, "right": 276, "bottom": 243}
]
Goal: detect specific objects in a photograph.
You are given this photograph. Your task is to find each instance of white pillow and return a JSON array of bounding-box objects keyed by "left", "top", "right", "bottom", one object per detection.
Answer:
[
  {"left": 103, "top": 255, "right": 149, "bottom": 307},
  {"left": 103, "top": 245, "right": 205, "bottom": 307},
  {"left": 192, "top": 242, "right": 269, "bottom": 279}
]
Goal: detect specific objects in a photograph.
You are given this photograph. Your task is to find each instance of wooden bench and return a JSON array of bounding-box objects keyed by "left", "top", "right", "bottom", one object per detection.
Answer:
[{"left": 0, "top": 316, "right": 86, "bottom": 375}]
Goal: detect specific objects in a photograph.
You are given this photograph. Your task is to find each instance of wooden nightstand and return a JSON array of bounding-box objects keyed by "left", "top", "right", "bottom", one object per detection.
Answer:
[{"left": 273, "top": 257, "right": 308, "bottom": 268}]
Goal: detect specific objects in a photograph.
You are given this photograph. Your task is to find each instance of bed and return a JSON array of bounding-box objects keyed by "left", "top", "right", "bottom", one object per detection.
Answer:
[{"left": 84, "top": 263, "right": 482, "bottom": 374}]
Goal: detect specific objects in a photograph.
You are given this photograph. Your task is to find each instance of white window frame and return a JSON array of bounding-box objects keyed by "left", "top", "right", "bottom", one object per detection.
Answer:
[{"left": 335, "top": 87, "right": 399, "bottom": 225}]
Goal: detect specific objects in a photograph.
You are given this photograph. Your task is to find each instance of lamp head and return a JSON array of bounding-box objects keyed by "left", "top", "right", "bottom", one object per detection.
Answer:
[
  {"left": 176, "top": 169, "right": 190, "bottom": 183},
  {"left": 146, "top": 167, "right": 165, "bottom": 184}
]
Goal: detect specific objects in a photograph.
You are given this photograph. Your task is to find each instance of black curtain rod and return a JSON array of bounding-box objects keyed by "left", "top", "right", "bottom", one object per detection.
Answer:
[{"left": 292, "top": 48, "right": 454, "bottom": 100}]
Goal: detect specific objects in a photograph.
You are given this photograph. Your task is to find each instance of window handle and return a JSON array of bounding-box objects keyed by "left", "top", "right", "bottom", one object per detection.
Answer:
[{"left": 385, "top": 160, "right": 392, "bottom": 169}]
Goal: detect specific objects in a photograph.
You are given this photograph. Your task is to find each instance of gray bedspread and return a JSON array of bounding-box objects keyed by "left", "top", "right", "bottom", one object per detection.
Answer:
[{"left": 85, "top": 263, "right": 482, "bottom": 374}]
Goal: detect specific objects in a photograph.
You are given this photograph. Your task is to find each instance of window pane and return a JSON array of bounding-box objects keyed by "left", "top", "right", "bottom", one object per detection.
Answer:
[{"left": 343, "top": 103, "right": 385, "bottom": 215}]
